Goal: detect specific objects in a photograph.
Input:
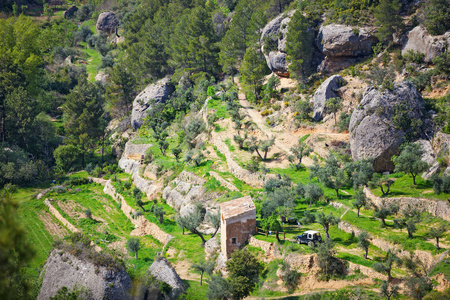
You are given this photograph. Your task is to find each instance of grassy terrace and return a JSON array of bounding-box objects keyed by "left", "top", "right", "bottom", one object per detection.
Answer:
[{"left": 370, "top": 172, "right": 450, "bottom": 201}]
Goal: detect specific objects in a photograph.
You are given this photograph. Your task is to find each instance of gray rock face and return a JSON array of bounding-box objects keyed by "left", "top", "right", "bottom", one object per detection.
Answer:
[
  {"left": 38, "top": 250, "right": 132, "bottom": 300},
  {"left": 96, "top": 12, "right": 119, "bottom": 33},
  {"left": 205, "top": 236, "right": 220, "bottom": 259},
  {"left": 415, "top": 139, "right": 439, "bottom": 180},
  {"left": 63, "top": 5, "right": 78, "bottom": 19},
  {"left": 265, "top": 51, "right": 288, "bottom": 76},
  {"left": 148, "top": 258, "right": 186, "bottom": 299},
  {"left": 349, "top": 82, "right": 426, "bottom": 172},
  {"left": 401, "top": 26, "right": 450, "bottom": 63},
  {"left": 131, "top": 77, "right": 175, "bottom": 129},
  {"left": 317, "top": 24, "right": 378, "bottom": 72},
  {"left": 260, "top": 11, "right": 294, "bottom": 76},
  {"left": 313, "top": 75, "right": 345, "bottom": 121}
]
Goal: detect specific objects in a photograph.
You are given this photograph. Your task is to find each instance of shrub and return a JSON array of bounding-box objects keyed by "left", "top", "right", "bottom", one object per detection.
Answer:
[
  {"left": 64, "top": 177, "right": 89, "bottom": 187},
  {"left": 432, "top": 175, "right": 450, "bottom": 194},
  {"left": 403, "top": 50, "right": 425, "bottom": 64}
]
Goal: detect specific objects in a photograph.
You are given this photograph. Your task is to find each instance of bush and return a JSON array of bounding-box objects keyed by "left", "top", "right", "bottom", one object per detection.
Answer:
[
  {"left": 101, "top": 54, "right": 114, "bottom": 69},
  {"left": 64, "top": 177, "right": 89, "bottom": 187},
  {"left": 403, "top": 50, "right": 425, "bottom": 64},
  {"left": 337, "top": 112, "right": 351, "bottom": 132},
  {"left": 432, "top": 175, "right": 450, "bottom": 194}
]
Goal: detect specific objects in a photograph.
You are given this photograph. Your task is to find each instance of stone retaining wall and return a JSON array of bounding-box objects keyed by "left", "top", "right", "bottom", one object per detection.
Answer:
[
  {"left": 202, "top": 97, "right": 269, "bottom": 188},
  {"left": 103, "top": 180, "right": 172, "bottom": 245},
  {"left": 210, "top": 171, "right": 239, "bottom": 191},
  {"left": 88, "top": 177, "right": 108, "bottom": 186},
  {"left": 44, "top": 199, "right": 79, "bottom": 233},
  {"left": 363, "top": 187, "right": 450, "bottom": 221},
  {"left": 118, "top": 158, "right": 161, "bottom": 200},
  {"left": 211, "top": 132, "right": 268, "bottom": 188},
  {"left": 177, "top": 171, "right": 206, "bottom": 185},
  {"left": 347, "top": 262, "right": 387, "bottom": 281},
  {"left": 338, "top": 221, "right": 435, "bottom": 268},
  {"left": 123, "top": 141, "right": 152, "bottom": 160},
  {"left": 248, "top": 236, "right": 283, "bottom": 261}
]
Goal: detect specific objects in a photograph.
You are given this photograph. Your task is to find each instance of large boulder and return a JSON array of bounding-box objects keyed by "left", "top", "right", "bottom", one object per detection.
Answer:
[
  {"left": 148, "top": 258, "right": 186, "bottom": 299},
  {"left": 401, "top": 26, "right": 450, "bottom": 63},
  {"left": 131, "top": 77, "right": 175, "bottom": 129},
  {"left": 38, "top": 250, "right": 132, "bottom": 300},
  {"left": 349, "top": 82, "right": 426, "bottom": 172},
  {"left": 260, "top": 11, "right": 295, "bottom": 76},
  {"left": 96, "top": 12, "right": 119, "bottom": 33},
  {"left": 313, "top": 75, "right": 345, "bottom": 121},
  {"left": 317, "top": 24, "right": 378, "bottom": 72},
  {"left": 63, "top": 5, "right": 78, "bottom": 19}
]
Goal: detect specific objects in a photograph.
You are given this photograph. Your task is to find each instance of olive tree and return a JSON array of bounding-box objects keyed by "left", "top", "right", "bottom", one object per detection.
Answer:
[
  {"left": 373, "top": 250, "right": 402, "bottom": 281},
  {"left": 392, "top": 143, "right": 429, "bottom": 185},
  {"left": 357, "top": 231, "right": 371, "bottom": 259},
  {"left": 429, "top": 225, "right": 447, "bottom": 250},
  {"left": 288, "top": 139, "right": 311, "bottom": 170},
  {"left": 127, "top": 237, "right": 141, "bottom": 259},
  {"left": 316, "top": 212, "right": 340, "bottom": 239}
]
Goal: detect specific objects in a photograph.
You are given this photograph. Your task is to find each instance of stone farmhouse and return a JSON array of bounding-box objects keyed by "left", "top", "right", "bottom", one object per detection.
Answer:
[{"left": 219, "top": 196, "right": 256, "bottom": 258}]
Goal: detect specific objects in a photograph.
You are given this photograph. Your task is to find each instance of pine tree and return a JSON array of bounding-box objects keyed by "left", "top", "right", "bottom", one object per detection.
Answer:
[{"left": 285, "top": 10, "right": 314, "bottom": 81}]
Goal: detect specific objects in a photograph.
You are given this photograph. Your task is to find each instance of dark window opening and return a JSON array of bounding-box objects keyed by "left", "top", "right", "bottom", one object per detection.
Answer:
[{"left": 231, "top": 238, "right": 237, "bottom": 244}]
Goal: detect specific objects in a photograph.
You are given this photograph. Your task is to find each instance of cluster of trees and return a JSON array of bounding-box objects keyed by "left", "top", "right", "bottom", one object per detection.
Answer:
[{"left": 207, "top": 249, "right": 261, "bottom": 300}]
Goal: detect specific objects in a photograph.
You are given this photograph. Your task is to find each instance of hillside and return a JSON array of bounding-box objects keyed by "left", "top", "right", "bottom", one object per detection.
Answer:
[{"left": 0, "top": 0, "right": 450, "bottom": 299}]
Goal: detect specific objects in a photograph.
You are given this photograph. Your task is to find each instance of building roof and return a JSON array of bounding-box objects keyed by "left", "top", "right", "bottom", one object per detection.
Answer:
[{"left": 219, "top": 196, "right": 255, "bottom": 219}]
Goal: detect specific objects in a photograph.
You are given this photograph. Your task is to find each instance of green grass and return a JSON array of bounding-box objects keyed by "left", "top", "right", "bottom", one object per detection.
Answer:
[
  {"left": 183, "top": 279, "right": 208, "bottom": 300},
  {"left": 342, "top": 210, "right": 448, "bottom": 253},
  {"left": 370, "top": 172, "right": 448, "bottom": 201},
  {"left": 77, "top": 41, "right": 102, "bottom": 82},
  {"left": 429, "top": 258, "right": 450, "bottom": 280},
  {"left": 207, "top": 98, "right": 229, "bottom": 119},
  {"left": 224, "top": 138, "right": 235, "bottom": 152}
]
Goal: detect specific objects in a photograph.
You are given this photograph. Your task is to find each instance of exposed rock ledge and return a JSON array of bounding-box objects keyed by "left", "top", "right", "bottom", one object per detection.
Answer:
[{"left": 38, "top": 250, "right": 132, "bottom": 300}]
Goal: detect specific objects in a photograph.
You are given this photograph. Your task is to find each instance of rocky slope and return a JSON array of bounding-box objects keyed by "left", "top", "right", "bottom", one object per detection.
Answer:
[{"left": 38, "top": 249, "right": 132, "bottom": 300}]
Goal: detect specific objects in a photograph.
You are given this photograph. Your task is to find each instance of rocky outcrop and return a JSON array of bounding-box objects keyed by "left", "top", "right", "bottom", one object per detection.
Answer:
[
  {"left": 205, "top": 236, "right": 220, "bottom": 259},
  {"left": 162, "top": 171, "right": 206, "bottom": 211},
  {"left": 433, "top": 132, "right": 450, "bottom": 164},
  {"left": 364, "top": 187, "right": 450, "bottom": 222},
  {"left": 415, "top": 139, "right": 440, "bottom": 180},
  {"left": 148, "top": 258, "right": 186, "bottom": 299},
  {"left": 349, "top": 82, "right": 426, "bottom": 172},
  {"left": 313, "top": 75, "right": 345, "bottom": 121},
  {"left": 63, "top": 5, "right": 78, "bottom": 19},
  {"left": 401, "top": 26, "right": 450, "bottom": 63},
  {"left": 260, "top": 11, "right": 295, "bottom": 76},
  {"left": 96, "top": 12, "right": 119, "bottom": 33},
  {"left": 38, "top": 250, "right": 132, "bottom": 300},
  {"left": 317, "top": 24, "right": 378, "bottom": 72},
  {"left": 131, "top": 77, "right": 175, "bottom": 129}
]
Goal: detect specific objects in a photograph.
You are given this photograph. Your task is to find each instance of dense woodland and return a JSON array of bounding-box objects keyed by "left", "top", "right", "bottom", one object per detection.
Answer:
[{"left": 1, "top": 0, "right": 450, "bottom": 299}]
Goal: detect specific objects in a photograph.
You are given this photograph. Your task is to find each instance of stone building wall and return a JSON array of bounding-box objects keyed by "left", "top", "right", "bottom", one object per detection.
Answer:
[{"left": 221, "top": 210, "right": 256, "bottom": 258}]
